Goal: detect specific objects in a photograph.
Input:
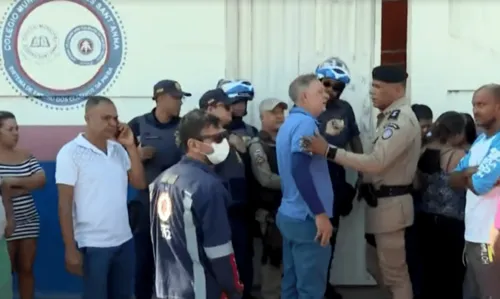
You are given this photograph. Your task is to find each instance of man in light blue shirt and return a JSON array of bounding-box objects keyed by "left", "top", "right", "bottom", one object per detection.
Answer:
[{"left": 276, "top": 73, "right": 333, "bottom": 299}]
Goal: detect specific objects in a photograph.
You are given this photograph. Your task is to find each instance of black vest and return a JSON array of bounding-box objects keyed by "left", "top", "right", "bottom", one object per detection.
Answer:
[{"left": 256, "top": 132, "right": 282, "bottom": 212}]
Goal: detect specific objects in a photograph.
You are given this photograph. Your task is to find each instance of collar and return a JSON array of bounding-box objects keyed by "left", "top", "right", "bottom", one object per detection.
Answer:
[
  {"left": 290, "top": 106, "right": 319, "bottom": 124},
  {"left": 146, "top": 108, "right": 180, "bottom": 128},
  {"left": 74, "top": 133, "right": 116, "bottom": 156},
  {"left": 377, "top": 97, "right": 407, "bottom": 120},
  {"left": 179, "top": 155, "right": 214, "bottom": 174}
]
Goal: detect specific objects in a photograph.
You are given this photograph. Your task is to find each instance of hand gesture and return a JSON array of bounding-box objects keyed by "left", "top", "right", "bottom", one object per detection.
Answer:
[
  {"left": 65, "top": 247, "right": 83, "bottom": 276},
  {"left": 228, "top": 134, "right": 247, "bottom": 153},
  {"left": 138, "top": 144, "right": 155, "bottom": 160},
  {"left": 301, "top": 130, "right": 329, "bottom": 156},
  {"left": 116, "top": 123, "right": 135, "bottom": 146},
  {"left": 315, "top": 213, "right": 333, "bottom": 247}
]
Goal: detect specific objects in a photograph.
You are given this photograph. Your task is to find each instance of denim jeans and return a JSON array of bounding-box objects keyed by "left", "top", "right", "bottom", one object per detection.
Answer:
[
  {"left": 81, "top": 238, "right": 135, "bottom": 299},
  {"left": 276, "top": 212, "right": 331, "bottom": 299}
]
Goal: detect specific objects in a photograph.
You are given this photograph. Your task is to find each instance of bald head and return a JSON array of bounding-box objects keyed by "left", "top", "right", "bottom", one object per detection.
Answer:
[{"left": 474, "top": 83, "right": 500, "bottom": 101}]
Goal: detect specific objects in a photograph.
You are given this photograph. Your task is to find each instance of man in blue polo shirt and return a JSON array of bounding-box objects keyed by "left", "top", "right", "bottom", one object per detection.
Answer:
[{"left": 276, "top": 73, "right": 333, "bottom": 299}]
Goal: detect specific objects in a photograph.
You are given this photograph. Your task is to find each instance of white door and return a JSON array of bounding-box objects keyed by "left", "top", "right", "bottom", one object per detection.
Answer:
[{"left": 407, "top": 0, "right": 500, "bottom": 116}]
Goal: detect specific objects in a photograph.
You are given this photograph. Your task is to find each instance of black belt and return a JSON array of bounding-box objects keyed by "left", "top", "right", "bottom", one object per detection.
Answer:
[{"left": 374, "top": 185, "right": 412, "bottom": 198}]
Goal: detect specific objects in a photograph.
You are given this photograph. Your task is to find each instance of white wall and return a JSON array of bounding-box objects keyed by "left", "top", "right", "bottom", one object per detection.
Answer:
[{"left": 225, "top": 0, "right": 381, "bottom": 285}]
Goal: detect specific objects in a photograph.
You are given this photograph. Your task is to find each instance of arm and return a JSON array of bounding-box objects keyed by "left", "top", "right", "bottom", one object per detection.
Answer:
[
  {"left": 249, "top": 141, "right": 280, "bottom": 190},
  {"left": 449, "top": 152, "right": 472, "bottom": 188},
  {"left": 124, "top": 145, "right": 147, "bottom": 189},
  {"left": 331, "top": 116, "right": 419, "bottom": 174},
  {"left": 55, "top": 147, "right": 78, "bottom": 251},
  {"left": 291, "top": 121, "right": 326, "bottom": 215},
  {"left": 469, "top": 146, "right": 500, "bottom": 195},
  {"left": 7, "top": 155, "right": 46, "bottom": 191},
  {"left": 1, "top": 180, "right": 14, "bottom": 225},
  {"left": 198, "top": 186, "right": 243, "bottom": 298}
]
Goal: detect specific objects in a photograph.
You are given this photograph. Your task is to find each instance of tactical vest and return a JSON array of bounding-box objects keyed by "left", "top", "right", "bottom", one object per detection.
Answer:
[
  {"left": 138, "top": 116, "right": 182, "bottom": 187},
  {"left": 257, "top": 136, "right": 282, "bottom": 212},
  {"left": 215, "top": 148, "right": 247, "bottom": 207}
]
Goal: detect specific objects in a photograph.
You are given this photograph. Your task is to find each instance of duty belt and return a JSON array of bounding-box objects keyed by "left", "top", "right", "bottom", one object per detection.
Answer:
[{"left": 374, "top": 185, "right": 413, "bottom": 198}]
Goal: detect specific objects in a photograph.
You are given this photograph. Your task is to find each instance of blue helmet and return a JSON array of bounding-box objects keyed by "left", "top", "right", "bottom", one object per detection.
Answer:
[
  {"left": 218, "top": 79, "right": 255, "bottom": 102},
  {"left": 315, "top": 57, "right": 351, "bottom": 84}
]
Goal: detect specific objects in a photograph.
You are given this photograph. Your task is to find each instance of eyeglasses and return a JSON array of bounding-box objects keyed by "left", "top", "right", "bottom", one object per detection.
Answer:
[
  {"left": 322, "top": 81, "right": 344, "bottom": 92},
  {"left": 199, "top": 130, "right": 229, "bottom": 144}
]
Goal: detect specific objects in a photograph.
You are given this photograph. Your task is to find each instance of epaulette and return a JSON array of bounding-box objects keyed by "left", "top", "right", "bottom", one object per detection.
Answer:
[{"left": 387, "top": 109, "right": 400, "bottom": 120}]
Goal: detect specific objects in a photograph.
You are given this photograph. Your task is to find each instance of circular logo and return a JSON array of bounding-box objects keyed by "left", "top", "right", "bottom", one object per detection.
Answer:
[
  {"left": 157, "top": 192, "right": 172, "bottom": 222},
  {"left": 20, "top": 24, "right": 59, "bottom": 62},
  {"left": 0, "top": 0, "right": 127, "bottom": 110},
  {"left": 65, "top": 25, "right": 105, "bottom": 66}
]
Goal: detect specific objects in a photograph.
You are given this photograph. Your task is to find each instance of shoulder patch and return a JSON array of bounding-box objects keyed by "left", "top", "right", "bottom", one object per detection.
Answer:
[
  {"left": 388, "top": 110, "right": 401, "bottom": 121},
  {"left": 381, "top": 128, "right": 394, "bottom": 140},
  {"left": 252, "top": 148, "right": 266, "bottom": 165},
  {"left": 384, "top": 122, "right": 400, "bottom": 130}
]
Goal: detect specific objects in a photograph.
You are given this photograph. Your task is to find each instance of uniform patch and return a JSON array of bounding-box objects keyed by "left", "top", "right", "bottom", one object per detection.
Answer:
[
  {"left": 157, "top": 192, "right": 173, "bottom": 222},
  {"left": 325, "top": 118, "right": 345, "bottom": 135},
  {"left": 253, "top": 149, "right": 266, "bottom": 165},
  {"left": 388, "top": 110, "right": 401, "bottom": 120},
  {"left": 384, "top": 122, "right": 400, "bottom": 130},
  {"left": 381, "top": 128, "right": 393, "bottom": 140}
]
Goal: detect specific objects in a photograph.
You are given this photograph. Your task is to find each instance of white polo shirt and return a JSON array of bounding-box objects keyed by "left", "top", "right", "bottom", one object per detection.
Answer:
[{"left": 55, "top": 134, "right": 132, "bottom": 248}]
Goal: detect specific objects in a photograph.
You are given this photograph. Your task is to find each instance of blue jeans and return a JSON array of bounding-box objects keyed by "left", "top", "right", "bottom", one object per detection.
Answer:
[
  {"left": 81, "top": 238, "right": 135, "bottom": 299},
  {"left": 277, "top": 212, "right": 331, "bottom": 299}
]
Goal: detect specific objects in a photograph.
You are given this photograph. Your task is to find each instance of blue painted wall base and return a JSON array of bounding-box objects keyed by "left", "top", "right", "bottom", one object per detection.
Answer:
[{"left": 11, "top": 162, "right": 138, "bottom": 295}]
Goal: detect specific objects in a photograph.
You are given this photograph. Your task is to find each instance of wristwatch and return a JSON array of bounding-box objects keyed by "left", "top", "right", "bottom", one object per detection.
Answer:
[{"left": 326, "top": 145, "right": 338, "bottom": 161}]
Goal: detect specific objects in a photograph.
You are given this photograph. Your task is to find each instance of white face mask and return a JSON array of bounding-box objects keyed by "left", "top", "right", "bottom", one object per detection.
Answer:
[{"left": 205, "top": 138, "right": 230, "bottom": 165}]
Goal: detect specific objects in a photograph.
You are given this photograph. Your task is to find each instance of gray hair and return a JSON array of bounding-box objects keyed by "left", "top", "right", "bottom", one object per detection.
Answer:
[
  {"left": 474, "top": 83, "right": 500, "bottom": 101},
  {"left": 288, "top": 73, "right": 318, "bottom": 103},
  {"left": 85, "top": 96, "right": 114, "bottom": 112}
]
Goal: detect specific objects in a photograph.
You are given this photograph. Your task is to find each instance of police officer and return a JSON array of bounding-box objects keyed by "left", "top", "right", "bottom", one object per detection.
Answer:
[
  {"left": 200, "top": 88, "right": 254, "bottom": 299},
  {"left": 150, "top": 109, "right": 243, "bottom": 299},
  {"left": 316, "top": 57, "right": 362, "bottom": 299},
  {"left": 302, "top": 65, "right": 421, "bottom": 299},
  {"left": 128, "top": 79, "right": 190, "bottom": 299},
  {"left": 248, "top": 98, "right": 288, "bottom": 299}
]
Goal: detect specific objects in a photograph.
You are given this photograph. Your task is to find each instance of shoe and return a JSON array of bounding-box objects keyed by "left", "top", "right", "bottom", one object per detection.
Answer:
[{"left": 324, "top": 283, "right": 343, "bottom": 299}]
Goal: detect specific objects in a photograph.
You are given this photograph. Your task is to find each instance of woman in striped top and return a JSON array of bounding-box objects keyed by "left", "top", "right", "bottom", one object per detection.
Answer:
[{"left": 0, "top": 111, "right": 46, "bottom": 299}]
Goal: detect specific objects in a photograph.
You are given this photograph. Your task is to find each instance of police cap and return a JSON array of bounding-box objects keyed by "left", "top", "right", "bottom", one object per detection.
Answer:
[{"left": 372, "top": 65, "right": 408, "bottom": 84}]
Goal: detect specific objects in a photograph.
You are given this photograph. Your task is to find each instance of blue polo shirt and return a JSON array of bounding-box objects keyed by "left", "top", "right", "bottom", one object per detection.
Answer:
[{"left": 276, "top": 106, "right": 334, "bottom": 220}]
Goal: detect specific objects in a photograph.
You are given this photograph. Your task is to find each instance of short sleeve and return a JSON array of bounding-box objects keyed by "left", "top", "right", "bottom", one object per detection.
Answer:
[
  {"left": 55, "top": 145, "right": 78, "bottom": 186},
  {"left": 27, "top": 155, "right": 43, "bottom": 175},
  {"left": 291, "top": 117, "right": 317, "bottom": 153},
  {"left": 345, "top": 102, "right": 360, "bottom": 137}
]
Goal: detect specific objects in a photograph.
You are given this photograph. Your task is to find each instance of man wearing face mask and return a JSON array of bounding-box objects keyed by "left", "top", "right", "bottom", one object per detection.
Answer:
[
  {"left": 151, "top": 109, "right": 243, "bottom": 299},
  {"left": 203, "top": 86, "right": 255, "bottom": 299},
  {"left": 248, "top": 98, "right": 288, "bottom": 299},
  {"left": 315, "top": 57, "right": 362, "bottom": 299},
  {"left": 128, "top": 79, "right": 189, "bottom": 299}
]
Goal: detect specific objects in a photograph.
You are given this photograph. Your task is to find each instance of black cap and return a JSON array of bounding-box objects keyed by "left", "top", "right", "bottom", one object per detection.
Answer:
[
  {"left": 153, "top": 80, "right": 192, "bottom": 99},
  {"left": 199, "top": 89, "right": 231, "bottom": 108},
  {"left": 372, "top": 65, "right": 408, "bottom": 83}
]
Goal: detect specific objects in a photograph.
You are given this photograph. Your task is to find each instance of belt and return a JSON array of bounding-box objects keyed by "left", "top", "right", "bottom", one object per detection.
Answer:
[{"left": 374, "top": 185, "right": 412, "bottom": 198}]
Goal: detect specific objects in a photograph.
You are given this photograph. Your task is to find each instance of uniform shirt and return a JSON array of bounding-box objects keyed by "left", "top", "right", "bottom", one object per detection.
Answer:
[
  {"left": 332, "top": 98, "right": 420, "bottom": 233},
  {"left": 318, "top": 99, "right": 360, "bottom": 149},
  {"left": 215, "top": 149, "right": 247, "bottom": 207},
  {"left": 277, "top": 107, "right": 333, "bottom": 219},
  {"left": 248, "top": 131, "right": 280, "bottom": 190},
  {"left": 151, "top": 156, "right": 243, "bottom": 299},
  {"left": 55, "top": 134, "right": 132, "bottom": 248},
  {"left": 454, "top": 132, "right": 500, "bottom": 243}
]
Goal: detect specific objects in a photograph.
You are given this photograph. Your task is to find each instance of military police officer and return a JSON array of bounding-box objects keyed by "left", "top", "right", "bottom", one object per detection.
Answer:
[
  {"left": 248, "top": 98, "right": 288, "bottom": 299},
  {"left": 302, "top": 66, "right": 421, "bottom": 299},
  {"left": 128, "top": 79, "right": 190, "bottom": 299}
]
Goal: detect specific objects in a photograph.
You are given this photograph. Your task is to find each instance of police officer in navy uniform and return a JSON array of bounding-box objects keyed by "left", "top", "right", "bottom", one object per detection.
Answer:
[
  {"left": 315, "top": 58, "right": 363, "bottom": 299},
  {"left": 204, "top": 84, "right": 255, "bottom": 299},
  {"left": 128, "top": 79, "right": 191, "bottom": 299}
]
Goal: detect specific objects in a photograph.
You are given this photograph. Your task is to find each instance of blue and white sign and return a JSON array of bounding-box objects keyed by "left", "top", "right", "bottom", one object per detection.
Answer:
[{"left": 0, "top": 0, "right": 127, "bottom": 110}]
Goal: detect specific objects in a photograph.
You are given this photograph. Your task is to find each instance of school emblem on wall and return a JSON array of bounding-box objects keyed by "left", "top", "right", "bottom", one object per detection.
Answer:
[{"left": 0, "top": 0, "right": 127, "bottom": 110}]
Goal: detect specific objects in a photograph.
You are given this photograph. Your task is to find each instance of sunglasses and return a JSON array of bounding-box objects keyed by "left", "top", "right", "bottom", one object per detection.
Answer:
[
  {"left": 322, "top": 81, "right": 344, "bottom": 92},
  {"left": 199, "top": 130, "right": 229, "bottom": 144}
]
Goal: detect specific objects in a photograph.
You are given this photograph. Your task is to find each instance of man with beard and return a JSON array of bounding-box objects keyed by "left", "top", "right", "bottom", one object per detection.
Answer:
[
  {"left": 301, "top": 66, "right": 420, "bottom": 299},
  {"left": 248, "top": 98, "right": 288, "bottom": 299},
  {"left": 450, "top": 84, "right": 500, "bottom": 299},
  {"left": 128, "top": 79, "right": 190, "bottom": 299},
  {"left": 315, "top": 57, "right": 362, "bottom": 299}
]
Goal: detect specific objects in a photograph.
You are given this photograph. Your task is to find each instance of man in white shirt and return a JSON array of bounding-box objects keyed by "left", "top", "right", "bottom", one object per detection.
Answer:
[
  {"left": 450, "top": 84, "right": 500, "bottom": 299},
  {"left": 56, "top": 96, "right": 146, "bottom": 299}
]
